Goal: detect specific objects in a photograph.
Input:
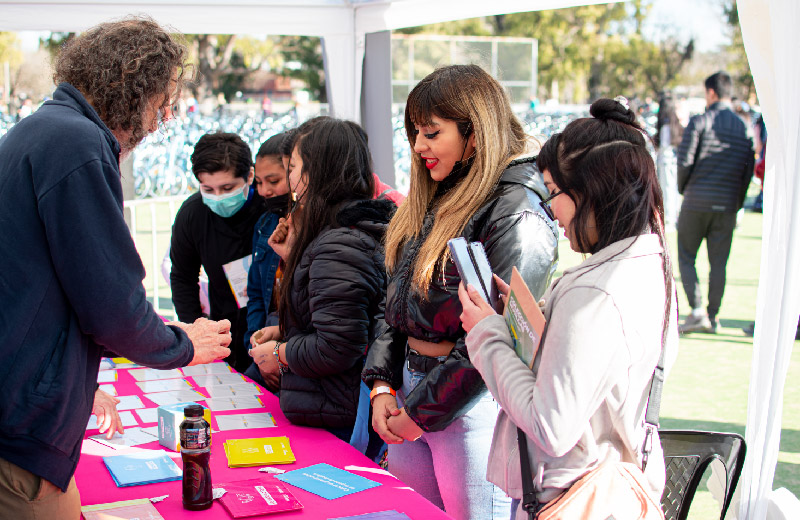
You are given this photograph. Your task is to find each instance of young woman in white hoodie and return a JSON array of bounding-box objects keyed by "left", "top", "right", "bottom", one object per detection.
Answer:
[{"left": 458, "top": 97, "right": 678, "bottom": 519}]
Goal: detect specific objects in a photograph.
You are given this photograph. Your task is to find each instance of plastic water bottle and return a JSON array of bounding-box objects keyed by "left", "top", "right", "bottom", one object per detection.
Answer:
[{"left": 180, "top": 404, "right": 212, "bottom": 510}]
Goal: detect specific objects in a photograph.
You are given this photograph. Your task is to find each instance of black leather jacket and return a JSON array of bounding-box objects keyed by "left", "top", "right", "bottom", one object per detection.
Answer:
[{"left": 362, "top": 157, "right": 558, "bottom": 432}]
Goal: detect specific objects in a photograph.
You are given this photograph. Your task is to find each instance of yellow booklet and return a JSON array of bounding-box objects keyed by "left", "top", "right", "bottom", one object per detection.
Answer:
[{"left": 223, "top": 436, "right": 296, "bottom": 467}]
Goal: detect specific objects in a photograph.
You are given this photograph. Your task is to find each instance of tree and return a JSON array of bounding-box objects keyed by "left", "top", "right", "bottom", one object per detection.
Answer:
[
  {"left": 721, "top": 0, "right": 755, "bottom": 101},
  {"left": 277, "top": 36, "right": 326, "bottom": 102}
]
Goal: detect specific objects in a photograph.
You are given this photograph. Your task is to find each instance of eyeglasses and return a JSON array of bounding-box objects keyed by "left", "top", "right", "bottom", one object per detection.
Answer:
[{"left": 539, "top": 190, "right": 563, "bottom": 221}]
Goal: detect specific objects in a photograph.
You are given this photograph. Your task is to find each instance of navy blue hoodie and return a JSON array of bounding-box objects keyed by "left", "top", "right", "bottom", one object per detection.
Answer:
[{"left": 0, "top": 83, "right": 194, "bottom": 490}]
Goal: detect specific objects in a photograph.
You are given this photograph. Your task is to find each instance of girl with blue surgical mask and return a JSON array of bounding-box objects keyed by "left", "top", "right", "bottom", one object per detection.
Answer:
[{"left": 170, "top": 132, "right": 265, "bottom": 373}]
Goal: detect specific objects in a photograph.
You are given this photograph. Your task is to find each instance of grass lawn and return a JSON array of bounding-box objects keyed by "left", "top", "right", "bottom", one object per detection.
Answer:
[
  {"left": 132, "top": 196, "right": 798, "bottom": 518},
  {"left": 555, "top": 208, "right": 799, "bottom": 518}
]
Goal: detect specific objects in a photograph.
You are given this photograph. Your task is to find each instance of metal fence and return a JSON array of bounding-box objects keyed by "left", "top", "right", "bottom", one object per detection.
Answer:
[{"left": 126, "top": 195, "right": 183, "bottom": 320}]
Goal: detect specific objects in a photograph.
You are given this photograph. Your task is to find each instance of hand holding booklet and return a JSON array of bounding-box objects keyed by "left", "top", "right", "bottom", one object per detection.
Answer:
[{"left": 502, "top": 267, "right": 546, "bottom": 368}]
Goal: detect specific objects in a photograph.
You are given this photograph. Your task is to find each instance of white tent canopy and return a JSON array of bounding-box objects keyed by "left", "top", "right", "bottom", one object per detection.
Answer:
[
  {"left": 0, "top": 0, "right": 612, "bottom": 186},
  {"left": 2, "top": 1, "right": 799, "bottom": 518}
]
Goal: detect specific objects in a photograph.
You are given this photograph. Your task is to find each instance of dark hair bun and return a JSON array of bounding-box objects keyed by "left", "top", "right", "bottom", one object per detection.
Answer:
[{"left": 590, "top": 98, "right": 637, "bottom": 126}]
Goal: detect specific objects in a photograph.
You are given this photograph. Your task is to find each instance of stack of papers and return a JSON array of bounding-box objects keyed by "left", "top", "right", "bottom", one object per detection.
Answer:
[
  {"left": 82, "top": 498, "right": 165, "bottom": 520},
  {"left": 129, "top": 368, "right": 183, "bottom": 381},
  {"left": 217, "top": 478, "right": 303, "bottom": 518},
  {"left": 89, "top": 427, "right": 159, "bottom": 448},
  {"left": 194, "top": 373, "right": 247, "bottom": 387},
  {"left": 204, "top": 383, "right": 261, "bottom": 398},
  {"left": 87, "top": 411, "right": 138, "bottom": 430},
  {"left": 216, "top": 413, "right": 276, "bottom": 432},
  {"left": 182, "top": 363, "right": 233, "bottom": 376},
  {"left": 102, "top": 451, "right": 181, "bottom": 487},
  {"left": 224, "top": 437, "right": 295, "bottom": 468},
  {"left": 206, "top": 396, "right": 263, "bottom": 411},
  {"left": 144, "top": 389, "right": 206, "bottom": 406}
]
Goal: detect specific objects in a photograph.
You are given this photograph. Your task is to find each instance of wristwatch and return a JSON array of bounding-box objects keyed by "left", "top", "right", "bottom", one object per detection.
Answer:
[{"left": 369, "top": 385, "right": 396, "bottom": 403}]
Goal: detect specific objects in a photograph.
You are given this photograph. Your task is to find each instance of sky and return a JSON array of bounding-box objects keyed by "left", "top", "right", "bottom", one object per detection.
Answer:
[
  {"left": 16, "top": 0, "right": 731, "bottom": 53},
  {"left": 645, "top": 0, "right": 730, "bottom": 53}
]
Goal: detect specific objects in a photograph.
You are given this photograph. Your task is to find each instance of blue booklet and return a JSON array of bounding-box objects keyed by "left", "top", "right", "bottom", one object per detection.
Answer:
[
  {"left": 276, "top": 463, "right": 381, "bottom": 500},
  {"left": 102, "top": 451, "right": 182, "bottom": 487},
  {"left": 328, "top": 511, "right": 411, "bottom": 519}
]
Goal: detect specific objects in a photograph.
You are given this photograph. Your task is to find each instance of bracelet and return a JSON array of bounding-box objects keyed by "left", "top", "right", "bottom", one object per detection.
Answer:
[
  {"left": 369, "top": 385, "right": 396, "bottom": 404},
  {"left": 273, "top": 342, "right": 289, "bottom": 375}
]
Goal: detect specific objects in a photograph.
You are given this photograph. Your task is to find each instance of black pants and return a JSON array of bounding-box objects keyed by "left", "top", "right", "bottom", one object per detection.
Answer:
[{"left": 677, "top": 208, "right": 738, "bottom": 319}]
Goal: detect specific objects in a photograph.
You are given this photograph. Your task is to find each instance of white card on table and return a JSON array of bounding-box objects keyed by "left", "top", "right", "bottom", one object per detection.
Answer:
[
  {"left": 205, "top": 396, "right": 263, "bottom": 411},
  {"left": 136, "top": 379, "right": 192, "bottom": 393},
  {"left": 181, "top": 363, "right": 233, "bottom": 377},
  {"left": 193, "top": 373, "right": 246, "bottom": 387},
  {"left": 135, "top": 408, "right": 159, "bottom": 424},
  {"left": 140, "top": 425, "right": 159, "bottom": 437},
  {"left": 115, "top": 395, "right": 145, "bottom": 411},
  {"left": 203, "top": 383, "right": 261, "bottom": 398},
  {"left": 98, "top": 384, "right": 117, "bottom": 396},
  {"left": 87, "top": 410, "right": 137, "bottom": 429},
  {"left": 129, "top": 368, "right": 183, "bottom": 381},
  {"left": 97, "top": 370, "right": 117, "bottom": 383},
  {"left": 215, "top": 413, "right": 276, "bottom": 431},
  {"left": 89, "top": 427, "right": 158, "bottom": 448},
  {"left": 144, "top": 390, "right": 206, "bottom": 407}
]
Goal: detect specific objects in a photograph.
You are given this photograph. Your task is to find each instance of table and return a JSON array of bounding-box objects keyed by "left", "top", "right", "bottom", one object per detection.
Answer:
[{"left": 76, "top": 362, "right": 453, "bottom": 520}]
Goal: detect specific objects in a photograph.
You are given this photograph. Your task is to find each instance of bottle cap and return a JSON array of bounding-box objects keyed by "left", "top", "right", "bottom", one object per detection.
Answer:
[{"left": 184, "top": 404, "right": 204, "bottom": 417}]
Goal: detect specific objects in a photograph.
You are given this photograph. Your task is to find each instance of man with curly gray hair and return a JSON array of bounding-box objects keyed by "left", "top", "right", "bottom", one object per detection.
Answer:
[{"left": 0, "top": 17, "right": 232, "bottom": 518}]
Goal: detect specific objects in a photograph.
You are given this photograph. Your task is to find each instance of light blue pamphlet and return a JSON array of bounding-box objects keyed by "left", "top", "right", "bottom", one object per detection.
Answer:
[
  {"left": 102, "top": 451, "right": 181, "bottom": 487},
  {"left": 276, "top": 463, "right": 381, "bottom": 500}
]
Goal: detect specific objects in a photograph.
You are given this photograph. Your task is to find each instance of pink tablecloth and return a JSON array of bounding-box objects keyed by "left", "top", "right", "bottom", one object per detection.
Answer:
[{"left": 76, "top": 362, "right": 452, "bottom": 520}]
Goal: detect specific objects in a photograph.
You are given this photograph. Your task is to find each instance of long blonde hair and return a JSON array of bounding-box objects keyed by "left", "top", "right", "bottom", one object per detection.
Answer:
[{"left": 385, "top": 65, "right": 529, "bottom": 295}]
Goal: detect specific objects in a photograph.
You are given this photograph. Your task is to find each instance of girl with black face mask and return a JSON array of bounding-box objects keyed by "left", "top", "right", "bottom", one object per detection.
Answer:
[{"left": 243, "top": 132, "right": 291, "bottom": 390}]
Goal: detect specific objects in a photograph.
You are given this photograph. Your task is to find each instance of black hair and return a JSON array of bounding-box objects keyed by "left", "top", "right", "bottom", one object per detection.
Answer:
[
  {"left": 705, "top": 71, "right": 733, "bottom": 100},
  {"left": 537, "top": 97, "right": 673, "bottom": 344},
  {"left": 278, "top": 117, "right": 376, "bottom": 333},
  {"left": 279, "top": 128, "right": 297, "bottom": 158},
  {"left": 256, "top": 132, "right": 287, "bottom": 159},
  {"left": 191, "top": 132, "right": 252, "bottom": 180}
]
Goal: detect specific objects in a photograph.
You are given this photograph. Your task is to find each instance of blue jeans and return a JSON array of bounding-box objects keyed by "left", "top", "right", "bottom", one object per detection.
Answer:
[{"left": 389, "top": 362, "right": 510, "bottom": 520}]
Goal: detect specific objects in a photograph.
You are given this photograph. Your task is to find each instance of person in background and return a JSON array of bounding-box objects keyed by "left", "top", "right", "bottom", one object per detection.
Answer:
[
  {"left": 459, "top": 98, "right": 677, "bottom": 519},
  {"left": 0, "top": 17, "right": 231, "bottom": 518},
  {"left": 170, "top": 132, "right": 265, "bottom": 373},
  {"left": 362, "top": 65, "right": 558, "bottom": 520},
  {"left": 249, "top": 117, "right": 393, "bottom": 461},
  {"left": 655, "top": 91, "right": 683, "bottom": 229},
  {"left": 244, "top": 132, "right": 291, "bottom": 390},
  {"left": 676, "top": 71, "right": 755, "bottom": 334}
]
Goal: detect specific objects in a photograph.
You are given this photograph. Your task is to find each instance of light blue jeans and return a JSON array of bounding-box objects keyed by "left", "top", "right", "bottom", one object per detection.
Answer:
[{"left": 389, "top": 362, "right": 511, "bottom": 520}]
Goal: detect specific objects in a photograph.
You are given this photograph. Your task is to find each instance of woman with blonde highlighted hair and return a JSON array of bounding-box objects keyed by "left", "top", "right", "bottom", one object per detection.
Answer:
[{"left": 362, "top": 64, "right": 559, "bottom": 519}]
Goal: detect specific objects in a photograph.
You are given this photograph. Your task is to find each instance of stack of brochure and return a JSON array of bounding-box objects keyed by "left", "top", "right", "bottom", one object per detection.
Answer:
[
  {"left": 102, "top": 451, "right": 182, "bottom": 487},
  {"left": 223, "top": 436, "right": 295, "bottom": 468}
]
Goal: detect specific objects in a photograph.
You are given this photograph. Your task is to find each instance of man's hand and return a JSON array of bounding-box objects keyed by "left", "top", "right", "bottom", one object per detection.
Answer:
[
  {"left": 386, "top": 408, "right": 424, "bottom": 442},
  {"left": 371, "top": 384, "right": 404, "bottom": 444},
  {"left": 268, "top": 216, "right": 295, "bottom": 261},
  {"left": 170, "top": 318, "right": 232, "bottom": 366},
  {"left": 249, "top": 340, "right": 281, "bottom": 391},
  {"left": 93, "top": 388, "right": 123, "bottom": 439},
  {"left": 250, "top": 325, "right": 281, "bottom": 349}
]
